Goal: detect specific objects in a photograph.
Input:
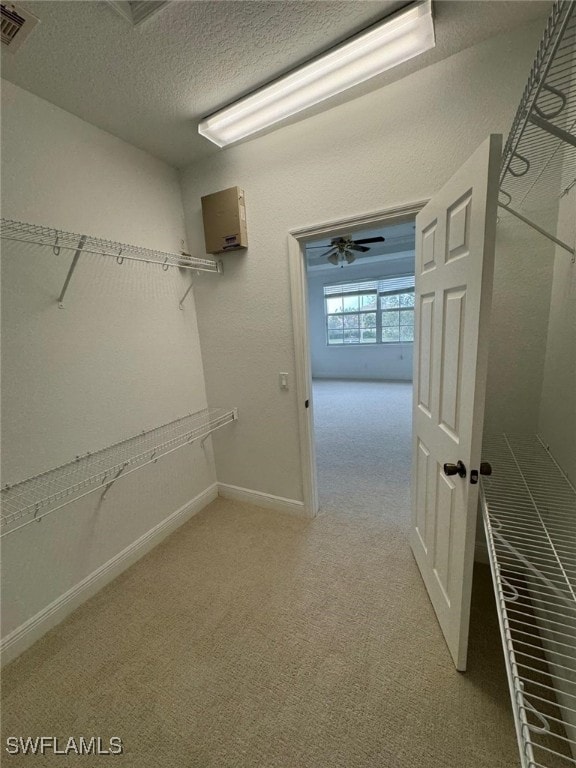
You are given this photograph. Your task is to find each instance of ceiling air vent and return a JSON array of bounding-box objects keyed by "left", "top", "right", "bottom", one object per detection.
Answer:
[
  {"left": 107, "top": 1, "right": 169, "bottom": 26},
  {"left": 1, "top": 3, "right": 39, "bottom": 52}
]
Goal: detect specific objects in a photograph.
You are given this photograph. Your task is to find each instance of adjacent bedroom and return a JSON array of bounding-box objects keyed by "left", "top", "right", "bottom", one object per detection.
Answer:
[{"left": 305, "top": 218, "right": 416, "bottom": 517}]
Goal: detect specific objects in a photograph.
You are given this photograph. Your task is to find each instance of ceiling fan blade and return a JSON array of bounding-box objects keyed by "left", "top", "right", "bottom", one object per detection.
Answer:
[
  {"left": 319, "top": 248, "right": 338, "bottom": 260},
  {"left": 349, "top": 244, "right": 370, "bottom": 253},
  {"left": 354, "top": 236, "right": 385, "bottom": 245},
  {"left": 307, "top": 243, "right": 332, "bottom": 249}
]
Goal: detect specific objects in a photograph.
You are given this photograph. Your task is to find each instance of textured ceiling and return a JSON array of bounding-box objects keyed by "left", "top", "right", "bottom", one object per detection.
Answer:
[{"left": 1, "top": 1, "right": 552, "bottom": 169}]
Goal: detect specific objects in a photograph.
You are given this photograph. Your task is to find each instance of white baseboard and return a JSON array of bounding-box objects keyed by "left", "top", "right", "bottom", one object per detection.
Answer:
[
  {"left": 218, "top": 483, "right": 309, "bottom": 518},
  {"left": 0, "top": 483, "right": 218, "bottom": 667}
]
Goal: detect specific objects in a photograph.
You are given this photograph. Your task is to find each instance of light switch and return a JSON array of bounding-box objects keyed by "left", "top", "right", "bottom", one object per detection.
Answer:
[{"left": 279, "top": 372, "right": 289, "bottom": 390}]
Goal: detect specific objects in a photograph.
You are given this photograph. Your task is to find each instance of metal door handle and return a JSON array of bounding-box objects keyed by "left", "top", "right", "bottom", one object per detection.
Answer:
[{"left": 443, "top": 460, "right": 467, "bottom": 478}]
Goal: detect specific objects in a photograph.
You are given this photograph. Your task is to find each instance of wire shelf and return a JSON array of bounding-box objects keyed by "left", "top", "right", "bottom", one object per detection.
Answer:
[
  {"left": 499, "top": 1, "right": 576, "bottom": 254},
  {"left": 0, "top": 408, "right": 238, "bottom": 538},
  {"left": 482, "top": 434, "right": 576, "bottom": 768},
  {"left": 0, "top": 218, "right": 221, "bottom": 273}
]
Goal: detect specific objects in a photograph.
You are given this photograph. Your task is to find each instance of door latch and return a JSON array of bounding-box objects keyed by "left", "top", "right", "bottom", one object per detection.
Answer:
[{"left": 470, "top": 462, "right": 492, "bottom": 485}]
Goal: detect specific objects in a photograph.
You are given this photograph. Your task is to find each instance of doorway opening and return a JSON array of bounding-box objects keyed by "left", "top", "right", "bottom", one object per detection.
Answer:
[{"left": 287, "top": 203, "right": 425, "bottom": 519}]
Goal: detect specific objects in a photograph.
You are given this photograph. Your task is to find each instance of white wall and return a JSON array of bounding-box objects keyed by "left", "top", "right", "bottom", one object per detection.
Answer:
[
  {"left": 180, "top": 20, "right": 547, "bottom": 503},
  {"left": 1, "top": 81, "right": 214, "bottom": 647},
  {"left": 483, "top": 215, "right": 555, "bottom": 434},
  {"left": 538, "top": 182, "right": 576, "bottom": 486},
  {"left": 308, "top": 254, "right": 414, "bottom": 381}
]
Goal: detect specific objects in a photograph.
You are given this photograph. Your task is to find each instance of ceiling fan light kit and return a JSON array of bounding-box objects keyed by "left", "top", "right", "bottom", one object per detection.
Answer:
[
  {"left": 198, "top": 0, "right": 435, "bottom": 147},
  {"left": 309, "top": 235, "right": 386, "bottom": 267}
]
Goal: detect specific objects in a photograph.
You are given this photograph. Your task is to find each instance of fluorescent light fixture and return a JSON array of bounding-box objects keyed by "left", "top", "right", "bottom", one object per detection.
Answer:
[{"left": 198, "top": 0, "right": 434, "bottom": 148}]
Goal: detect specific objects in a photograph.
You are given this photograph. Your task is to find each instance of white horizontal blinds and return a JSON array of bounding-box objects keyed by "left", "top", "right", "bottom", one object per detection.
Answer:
[
  {"left": 323, "top": 275, "right": 415, "bottom": 297},
  {"left": 377, "top": 274, "right": 415, "bottom": 294},
  {"left": 324, "top": 275, "right": 415, "bottom": 345},
  {"left": 323, "top": 280, "right": 378, "bottom": 296}
]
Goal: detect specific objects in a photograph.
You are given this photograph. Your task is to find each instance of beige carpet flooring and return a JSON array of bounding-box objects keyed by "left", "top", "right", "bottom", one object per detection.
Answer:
[{"left": 1, "top": 380, "right": 527, "bottom": 767}]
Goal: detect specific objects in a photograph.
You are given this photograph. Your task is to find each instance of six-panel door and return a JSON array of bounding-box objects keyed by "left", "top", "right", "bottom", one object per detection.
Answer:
[{"left": 410, "top": 135, "right": 502, "bottom": 671}]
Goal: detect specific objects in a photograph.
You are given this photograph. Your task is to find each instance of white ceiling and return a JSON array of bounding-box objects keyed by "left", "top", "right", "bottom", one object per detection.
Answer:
[{"left": 1, "top": 1, "right": 551, "bottom": 169}]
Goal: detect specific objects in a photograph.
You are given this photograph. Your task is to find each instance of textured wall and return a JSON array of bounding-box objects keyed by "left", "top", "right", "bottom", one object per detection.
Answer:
[
  {"left": 308, "top": 254, "right": 414, "bottom": 381},
  {"left": 180, "top": 21, "right": 546, "bottom": 502},
  {"left": 1, "top": 81, "right": 213, "bottom": 637},
  {"left": 538, "top": 170, "right": 576, "bottom": 485},
  {"left": 483, "top": 215, "right": 555, "bottom": 434}
]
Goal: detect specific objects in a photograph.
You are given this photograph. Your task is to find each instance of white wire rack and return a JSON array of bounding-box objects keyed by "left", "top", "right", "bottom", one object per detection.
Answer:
[
  {"left": 0, "top": 218, "right": 220, "bottom": 272},
  {"left": 482, "top": 434, "right": 576, "bottom": 768},
  {"left": 0, "top": 408, "right": 238, "bottom": 538},
  {"left": 499, "top": 0, "right": 576, "bottom": 257},
  {"left": 0, "top": 218, "right": 222, "bottom": 308}
]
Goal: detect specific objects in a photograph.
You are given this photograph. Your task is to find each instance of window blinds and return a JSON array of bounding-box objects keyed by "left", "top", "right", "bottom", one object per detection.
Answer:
[{"left": 323, "top": 275, "right": 415, "bottom": 297}]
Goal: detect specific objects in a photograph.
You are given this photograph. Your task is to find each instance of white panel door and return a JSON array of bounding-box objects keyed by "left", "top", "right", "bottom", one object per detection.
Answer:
[{"left": 410, "top": 134, "right": 501, "bottom": 671}]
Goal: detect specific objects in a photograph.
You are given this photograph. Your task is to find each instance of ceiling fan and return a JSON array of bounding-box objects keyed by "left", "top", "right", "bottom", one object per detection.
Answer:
[{"left": 308, "top": 235, "right": 385, "bottom": 266}]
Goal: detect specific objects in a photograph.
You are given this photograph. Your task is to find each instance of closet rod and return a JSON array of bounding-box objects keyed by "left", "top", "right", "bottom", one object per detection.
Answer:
[{"left": 498, "top": 202, "right": 575, "bottom": 256}]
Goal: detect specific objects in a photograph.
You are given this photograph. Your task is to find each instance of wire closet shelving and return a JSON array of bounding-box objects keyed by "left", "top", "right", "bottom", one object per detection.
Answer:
[
  {"left": 0, "top": 408, "right": 238, "bottom": 538},
  {"left": 498, "top": 0, "right": 576, "bottom": 258},
  {"left": 482, "top": 434, "right": 576, "bottom": 768},
  {"left": 0, "top": 218, "right": 222, "bottom": 307}
]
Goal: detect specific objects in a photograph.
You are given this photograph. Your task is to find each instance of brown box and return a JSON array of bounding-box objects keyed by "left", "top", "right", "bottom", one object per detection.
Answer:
[{"left": 201, "top": 186, "right": 248, "bottom": 254}]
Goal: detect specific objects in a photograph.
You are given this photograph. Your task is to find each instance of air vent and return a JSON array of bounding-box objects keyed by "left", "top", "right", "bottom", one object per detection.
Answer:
[
  {"left": 1, "top": 3, "right": 39, "bottom": 52},
  {"left": 107, "top": 1, "right": 169, "bottom": 26}
]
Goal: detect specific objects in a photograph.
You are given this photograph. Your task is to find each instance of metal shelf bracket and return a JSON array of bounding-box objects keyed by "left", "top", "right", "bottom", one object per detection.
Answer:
[
  {"left": 498, "top": 202, "right": 575, "bottom": 257},
  {"left": 100, "top": 462, "right": 129, "bottom": 502},
  {"left": 58, "top": 235, "right": 87, "bottom": 308},
  {"left": 179, "top": 260, "right": 223, "bottom": 309},
  {"left": 528, "top": 112, "right": 576, "bottom": 149}
]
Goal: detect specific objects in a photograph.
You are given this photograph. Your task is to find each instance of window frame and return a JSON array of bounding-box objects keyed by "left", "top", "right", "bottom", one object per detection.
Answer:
[
  {"left": 325, "top": 288, "right": 378, "bottom": 345},
  {"left": 324, "top": 276, "right": 415, "bottom": 346}
]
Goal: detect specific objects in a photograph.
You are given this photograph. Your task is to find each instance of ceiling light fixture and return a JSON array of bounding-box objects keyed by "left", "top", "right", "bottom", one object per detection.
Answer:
[{"left": 198, "top": 0, "right": 434, "bottom": 148}]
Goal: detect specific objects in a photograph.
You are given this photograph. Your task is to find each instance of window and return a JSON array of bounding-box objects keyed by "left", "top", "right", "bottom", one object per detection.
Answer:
[{"left": 324, "top": 275, "right": 415, "bottom": 345}]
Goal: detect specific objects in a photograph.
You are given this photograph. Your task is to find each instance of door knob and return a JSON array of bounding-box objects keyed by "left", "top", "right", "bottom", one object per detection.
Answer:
[{"left": 443, "top": 460, "right": 467, "bottom": 478}]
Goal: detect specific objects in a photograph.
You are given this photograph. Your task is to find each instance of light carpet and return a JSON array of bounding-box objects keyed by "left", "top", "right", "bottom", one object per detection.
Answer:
[{"left": 1, "top": 380, "right": 529, "bottom": 766}]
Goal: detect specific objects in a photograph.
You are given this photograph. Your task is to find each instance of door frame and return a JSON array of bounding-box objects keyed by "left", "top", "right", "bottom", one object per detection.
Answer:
[{"left": 287, "top": 199, "right": 429, "bottom": 517}]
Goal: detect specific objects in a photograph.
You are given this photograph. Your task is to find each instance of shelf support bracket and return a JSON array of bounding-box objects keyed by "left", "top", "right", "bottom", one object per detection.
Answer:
[
  {"left": 179, "top": 281, "right": 194, "bottom": 310},
  {"left": 497, "top": 202, "right": 575, "bottom": 257},
  {"left": 58, "top": 235, "right": 87, "bottom": 308},
  {"left": 528, "top": 112, "right": 576, "bottom": 148},
  {"left": 179, "top": 261, "right": 222, "bottom": 309},
  {"left": 100, "top": 462, "right": 128, "bottom": 502}
]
